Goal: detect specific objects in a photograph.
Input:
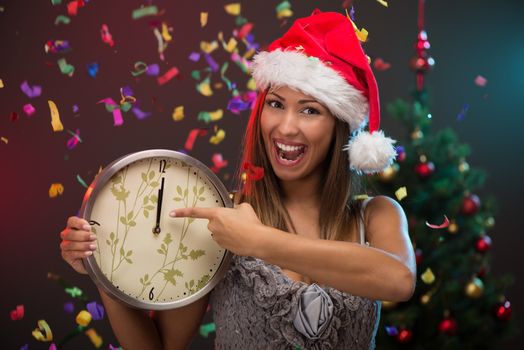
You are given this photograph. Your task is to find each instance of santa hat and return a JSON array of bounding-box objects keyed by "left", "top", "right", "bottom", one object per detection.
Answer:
[{"left": 250, "top": 9, "right": 397, "bottom": 174}]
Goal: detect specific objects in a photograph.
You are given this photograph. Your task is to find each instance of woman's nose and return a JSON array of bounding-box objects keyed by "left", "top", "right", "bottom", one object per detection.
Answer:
[{"left": 277, "top": 111, "right": 300, "bottom": 135}]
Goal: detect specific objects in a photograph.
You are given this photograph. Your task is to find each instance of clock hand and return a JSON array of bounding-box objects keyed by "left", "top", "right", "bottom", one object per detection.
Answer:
[{"left": 153, "top": 177, "right": 165, "bottom": 234}]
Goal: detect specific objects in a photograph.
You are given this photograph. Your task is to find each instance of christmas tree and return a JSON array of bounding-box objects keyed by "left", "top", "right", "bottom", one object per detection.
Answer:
[{"left": 371, "top": 1, "right": 518, "bottom": 348}]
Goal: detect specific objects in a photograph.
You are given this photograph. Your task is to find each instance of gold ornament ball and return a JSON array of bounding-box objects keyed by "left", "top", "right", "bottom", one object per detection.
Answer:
[
  {"left": 378, "top": 164, "right": 399, "bottom": 182},
  {"left": 381, "top": 300, "right": 398, "bottom": 310},
  {"left": 411, "top": 129, "right": 424, "bottom": 140},
  {"left": 485, "top": 217, "right": 495, "bottom": 228},
  {"left": 465, "top": 277, "right": 484, "bottom": 298},
  {"left": 459, "top": 160, "right": 470, "bottom": 173},
  {"left": 420, "top": 293, "right": 431, "bottom": 305},
  {"left": 448, "top": 221, "right": 459, "bottom": 234}
]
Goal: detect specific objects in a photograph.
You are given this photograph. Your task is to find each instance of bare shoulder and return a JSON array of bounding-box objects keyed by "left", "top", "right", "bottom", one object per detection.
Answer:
[{"left": 364, "top": 195, "right": 406, "bottom": 225}]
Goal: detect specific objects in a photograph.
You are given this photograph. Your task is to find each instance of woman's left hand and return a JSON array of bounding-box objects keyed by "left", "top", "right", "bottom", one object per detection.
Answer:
[{"left": 169, "top": 203, "right": 265, "bottom": 257}]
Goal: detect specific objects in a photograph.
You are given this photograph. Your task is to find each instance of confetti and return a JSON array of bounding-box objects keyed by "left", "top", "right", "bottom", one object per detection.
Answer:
[
  {"left": 86, "top": 301, "right": 105, "bottom": 320},
  {"left": 54, "top": 15, "right": 71, "bottom": 25},
  {"left": 146, "top": 63, "right": 160, "bottom": 76},
  {"left": 132, "top": 5, "right": 158, "bottom": 19},
  {"left": 373, "top": 58, "right": 391, "bottom": 71},
  {"left": 49, "top": 183, "right": 64, "bottom": 198},
  {"left": 109, "top": 345, "right": 123, "bottom": 350},
  {"left": 87, "top": 62, "right": 99, "bottom": 78},
  {"left": 10, "top": 305, "right": 24, "bottom": 320},
  {"left": 1, "top": 137, "right": 8, "bottom": 144},
  {"left": 65, "top": 286, "right": 83, "bottom": 298},
  {"left": 157, "top": 67, "right": 179, "bottom": 85},
  {"left": 100, "top": 24, "right": 114, "bottom": 47},
  {"left": 172, "top": 105, "right": 184, "bottom": 121},
  {"left": 51, "top": 0, "right": 62, "bottom": 5},
  {"left": 210, "top": 153, "right": 228, "bottom": 173},
  {"left": 199, "top": 322, "right": 216, "bottom": 338},
  {"left": 184, "top": 129, "right": 208, "bottom": 150},
  {"left": 64, "top": 302, "right": 75, "bottom": 314},
  {"left": 420, "top": 268, "right": 435, "bottom": 284},
  {"left": 49, "top": 344, "right": 57, "bottom": 350},
  {"left": 198, "top": 109, "right": 223, "bottom": 123},
  {"left": 376, "top": 0, "right": 388, "bottom": 7},
  {"left": 23, "top": 103, "right": 36, "bottom": 116},
  {"left": 188, "top": 52, "right": 201, "bottom": 62},
  {"left": 425, "top": 215, "right": 450, "bottom": 229},
  {"left": 394, "top": 186, "right": 407, "bottom": 201},
  {"left": 200, "top": 12, "right": 208, "bottom": 27},
  {"left": 20, "top": 80, "right": 42, "bottom": 98},
  {"left": 161, "top": 22, "right": 172, "bottom": 42},
  {"left": 131, "top": 61, "right": 148, "bottom": 76},
  {"left": 153, "top": 27, "right": 167, "bottom": 60},
  {"left": 85, "top": 328, "right": 103, "bottom": 348},
  {"left": 44, "top": 40, "right": 71, "bottom": 54},
  {"left": 76, "top": 174, "right": 88, "bottom": 188},
  {"left": 76, "top": 310, "right": 92, "bottom": 326},
  {"left": 0, "top": 78, "right": 3, "bottom": 88},
  {"left": 98, "top": 98, "right": 123, "bottom": 126},
  {"left": 204, "top": 54, "right": 220, "bottom": 72},
  {"left": 224, "top": 3, "right": 241, "bottom": 16},
  {"left": 48, "top": 100, "right": 64, "bottom": 131},
  {"left": 196, "top": 76, "right": 213, "bottom": 96},
  {"left": 32, "top": 320, "right": 53, "bottom": 341},
  {"left": 474, "top": 75, "right": 487, "bottom": 87},
  {"left": 210, "top": 128, "right": 225, "bottom": 145},
  {"left": 57, "top": 58, "right": 75, "bottom": 76},
  {"left": 243, "top": 162, "right": 264, "bottom": 181},
  {"left": 66, "top": 129, "right": 81, "bottom": 149},
  {"left": 346, "top": 12, "right": 368, "bottom": 42},
  {"left": 10, "top": 111, "right": 18, "bottom": 122},
  {"left": 67, "top": 0, "right": 81, "bottom": 16},
  {"left": 456, "top": 103, "right": 470, "bottom": 121},
  {"left": 200, "top": 40, "right": 219, "bottom": 54},
  {"left": 132, "top": 107, "right": 151, "bottom": 120},
  {"left": 276, "top": 1, "right": 293, "bottom": 19}
]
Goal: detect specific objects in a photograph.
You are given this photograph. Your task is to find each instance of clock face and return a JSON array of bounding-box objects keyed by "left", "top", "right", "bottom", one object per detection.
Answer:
[{"left": 81, "top": 151, "right": 231, "bottom": 309}]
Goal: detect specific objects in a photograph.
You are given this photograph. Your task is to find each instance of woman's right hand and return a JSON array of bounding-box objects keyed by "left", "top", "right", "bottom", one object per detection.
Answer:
[{"left": 60, "top": 216, "right": 97, "bottom": 274}]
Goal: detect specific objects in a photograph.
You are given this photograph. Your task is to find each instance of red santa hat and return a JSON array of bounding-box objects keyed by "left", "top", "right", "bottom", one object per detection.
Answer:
[{"left": 250, "top": 9, "right": 397, "bottom": 174}]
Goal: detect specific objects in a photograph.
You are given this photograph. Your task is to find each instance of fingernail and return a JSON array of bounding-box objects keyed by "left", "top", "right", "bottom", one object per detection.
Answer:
[
  {"left": 169, "top": 210, "right": 176, "bottom": 217},
  {"left": 89, "top": 234, "right": 97, "bottom": 241},
  {"left": 83, "top": 224, "right": 91, "bottom": 231},
  {"left": 89, "top": 244, "right": 97, "bottom": 250},
  {"left": 85, "top": 251, "right": 93, "bottom": 256}
]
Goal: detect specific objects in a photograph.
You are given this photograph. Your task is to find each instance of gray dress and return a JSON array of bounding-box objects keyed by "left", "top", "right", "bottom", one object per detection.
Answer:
[{"left": 211, "top": 199, "right": 381, "bottom": 350}]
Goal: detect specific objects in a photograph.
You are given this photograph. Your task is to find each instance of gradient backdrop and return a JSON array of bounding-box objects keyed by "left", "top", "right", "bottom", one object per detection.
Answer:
[{"left": 1, "top": 0, "right": 523, "bottom": 349}]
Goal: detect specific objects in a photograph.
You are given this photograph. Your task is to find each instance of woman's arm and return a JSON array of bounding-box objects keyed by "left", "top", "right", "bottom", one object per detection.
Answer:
[{"left": 255, "top": 196, "right": 416, "bottom": 301}]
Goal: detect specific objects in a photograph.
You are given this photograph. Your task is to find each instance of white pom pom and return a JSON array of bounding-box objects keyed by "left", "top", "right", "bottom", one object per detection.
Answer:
[{"left": 344, "top": 130, "right": 397, "bottom": 174}]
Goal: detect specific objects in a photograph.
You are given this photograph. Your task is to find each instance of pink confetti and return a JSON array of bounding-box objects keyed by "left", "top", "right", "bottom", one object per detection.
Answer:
[
  {"left": 157, "top": 67, "right": 179, "bottom": 85},
  {"left": 425, "top": 215, "right": 450, "bottom": 229},
  {"left": 210, "top": 153, "right": 228, "bottom": 173},
  {"left": 100, "top": 24, "right": 114, "bottom": 47},
  {"left": 23, "top": 103, "right": 36, "bottom": 116},
  {"left": 184, "top": 129, "right": 207, "bottom": 150},
  {"left": 10, "top": 305, "right": 24, "bottom": 320},
  {"left": 373, "top": 58, "right": 391, "bottom": 71},
  {"left": 98, "top": 98, "right": 123, "bottom": 126},
  {"left": 66, "top": 129, "right": 81, "bottom": 149},
  {"left": 474, "top": 75, "right": 487, "bottom": 87}
]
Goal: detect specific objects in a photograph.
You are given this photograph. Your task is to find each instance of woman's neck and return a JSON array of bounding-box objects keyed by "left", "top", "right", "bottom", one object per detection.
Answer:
[{"left": 280, "top": 173, "right": 322, "bottom": 208}]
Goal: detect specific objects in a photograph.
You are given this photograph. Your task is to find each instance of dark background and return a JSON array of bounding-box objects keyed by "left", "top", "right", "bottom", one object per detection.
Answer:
[{"left": 1, "top": 0, "right": 523, "bottom": 348}]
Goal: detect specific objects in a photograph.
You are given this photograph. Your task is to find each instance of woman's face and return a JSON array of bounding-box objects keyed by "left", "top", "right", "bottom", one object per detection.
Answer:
[{"left": 260, "top": 86, "right": 336, "bottom": 182}]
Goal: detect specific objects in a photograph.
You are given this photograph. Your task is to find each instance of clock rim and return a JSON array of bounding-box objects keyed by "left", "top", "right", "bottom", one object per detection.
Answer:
[{"left": 79, "top": 149, "right": 233, "bottom": 310}]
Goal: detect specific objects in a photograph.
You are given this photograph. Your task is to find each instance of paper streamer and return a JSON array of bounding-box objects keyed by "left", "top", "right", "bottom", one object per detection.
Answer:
[
  {"left": 425, "top": 215, "right": 450, "bottom": 229},
  {"left": 98, "top": 98, "right": 123, "bottom": 126},
  {"left": 76, "top": 174, "right": 88, "bottom": 189},
  {"left": 185, "top": 129, "right": 207, "bottom": 150},
  {"left": 49, "top": 183, "right": 64, "bottom": 198},
  {"left": 131, "top": 61, "right": 148, "bottom": 76},
  {"left": 66, "top": 129, "right": 81, "bottom": 150},
  {"left": 32, "top": 320, "right": 53, "bottom": 341},
  {"left": 157, "top": 67, "right": 179, "bottom": 85}
]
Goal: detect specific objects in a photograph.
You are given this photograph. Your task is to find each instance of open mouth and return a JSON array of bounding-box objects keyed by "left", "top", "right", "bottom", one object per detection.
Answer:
[{"left": 274, "top": 141, "right": 307, "bottom": 166}]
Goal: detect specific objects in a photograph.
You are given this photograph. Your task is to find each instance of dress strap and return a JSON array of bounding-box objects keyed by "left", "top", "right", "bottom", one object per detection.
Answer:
[{"left": 359, "top": 197, "right": 373, "bottom": 245}]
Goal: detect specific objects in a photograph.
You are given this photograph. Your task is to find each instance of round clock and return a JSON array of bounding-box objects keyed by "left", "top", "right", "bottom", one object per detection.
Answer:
[{"left": 79, "top": 149, "right": 233, "bottom": 310}]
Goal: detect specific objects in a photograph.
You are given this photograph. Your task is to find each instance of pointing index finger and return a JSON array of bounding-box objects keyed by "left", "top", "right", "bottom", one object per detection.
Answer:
[{"left": 170, "top": 207, "right": 215, "bottom": 219}]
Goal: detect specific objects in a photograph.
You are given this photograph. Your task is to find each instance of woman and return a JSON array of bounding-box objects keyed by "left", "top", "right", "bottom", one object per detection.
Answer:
[{"left": 61, "top": 10, "right": 416, "bottom": 350}]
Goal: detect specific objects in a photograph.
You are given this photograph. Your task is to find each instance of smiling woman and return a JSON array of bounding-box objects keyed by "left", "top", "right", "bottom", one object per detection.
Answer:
[{"left": 60, "top": 9, "right": 415, "bottom": 350}]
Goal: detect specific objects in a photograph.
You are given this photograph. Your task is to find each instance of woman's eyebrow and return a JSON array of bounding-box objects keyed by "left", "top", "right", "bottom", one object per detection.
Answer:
[{"left": 269, "top": 92, "right": 319, "bottom": 105}]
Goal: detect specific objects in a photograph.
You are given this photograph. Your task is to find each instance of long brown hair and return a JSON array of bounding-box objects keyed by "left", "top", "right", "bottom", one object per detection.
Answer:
[{"left": 234, "top": 90, "right": 365, "bottom": 242}]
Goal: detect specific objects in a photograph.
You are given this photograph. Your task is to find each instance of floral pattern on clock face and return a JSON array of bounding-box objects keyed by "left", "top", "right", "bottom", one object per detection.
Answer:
[{"left": 88, "top": 157, "right": 226, "bottom": 303}]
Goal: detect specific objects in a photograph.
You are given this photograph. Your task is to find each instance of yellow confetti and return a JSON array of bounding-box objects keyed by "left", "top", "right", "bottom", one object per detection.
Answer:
[
  {"left": 421, "top": 268, "right": 435, "bottom": 284},
  {"left": 200, "top": 40, "right": 219, "bottom": 54},
  {"left": 161, "top": 22, "right": 172, "bottom": 42},
  {"left": 1, "top": 136, "right": 7, "bottom": 144},
  {"left": 225, "top": 37, "right": 238, "bottom": 52},
  {"left": 197, "top": 78, "right": 213, "bottom": 96},
  {"left": 354, "top": 194, "right": 370, "bottom": 200},
  {"left": 243, "top": 48, "right": 256, "bottom": 59},
  {"left": 345, "top": 10, "right": 368, "bottom": 42},
  {"left": 277, "top": 8, "right": 293, "bottom": 19},
  {"left": 209, "top": 109, "right": 223, "bottom": 121},
  {"left": 76, "top": 310, "right": 92, "bottom": 327},
  {"left": 210, "top": 128, "right": 226, "bottom": 145},
  {"left": 377, "top": 0, "right": 388, "bottom": 7},
  {"left": 224, "top": 3, "right": 241, "bottom": 16},
  {"left": 200, "top": 12, "right": 208, "bottom": 27},
  {"left": 32, "top": 320, "right": 53, "bottom": 342},
  {"left": 49, "top": 183, "right": 64, "bottom": 198},
  {"left": 48, "top": 100, "right": 63, "bottom": 132},
  {"left": 395, "top": 186, "right": 407, "bottom": 201},
  {"left": 246, "top": 77, "right": 257, "bottom": 91},
  {"left": 0, "top": 78, "right": 4, "bottom": 88},
  {"left": 85, "top": 328, "right": 103, "bottom": 348},
  {"left": 172, "top": 105, "right": 184, "bottom": 121}
]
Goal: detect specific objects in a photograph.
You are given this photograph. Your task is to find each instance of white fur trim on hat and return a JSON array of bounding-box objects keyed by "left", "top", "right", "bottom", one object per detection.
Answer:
[
  {"left": 252, "top": 49, "right": 368, "bottom": 131},
  {"left": 344, "top": 130, "right": 397, "bottom": 174}
]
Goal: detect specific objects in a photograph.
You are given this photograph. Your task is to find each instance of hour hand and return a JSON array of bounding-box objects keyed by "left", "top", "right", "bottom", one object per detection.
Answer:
[{"left": 153, "top": 177, "right": 165, "bottom": 234}]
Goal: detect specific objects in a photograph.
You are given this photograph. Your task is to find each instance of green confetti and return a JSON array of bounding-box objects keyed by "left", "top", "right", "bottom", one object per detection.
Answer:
[
  {"left": 57, "top": 58, "right": 75, "bottom": 76},
  {"left": 76, "top": 174, "right": 88, "bottom": 189},
  {"left": 54, "top": 15, "right": 71, "bottom": 25},
  {"left": 199, "top": 322, "right": 216, "bottom": 338},
  {"left": 132, "top": 5, "right": 158, "bottom": 19}
]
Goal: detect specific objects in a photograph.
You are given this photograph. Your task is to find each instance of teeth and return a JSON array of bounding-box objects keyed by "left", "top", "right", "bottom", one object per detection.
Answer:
[{"left": 276, "top": 142, "right": 304, "bottom": 152}]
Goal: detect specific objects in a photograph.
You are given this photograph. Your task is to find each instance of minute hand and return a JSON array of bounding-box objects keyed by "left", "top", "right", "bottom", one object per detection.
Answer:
[{"left": 153, "top": 177, "right": 165, "bottom": 234}]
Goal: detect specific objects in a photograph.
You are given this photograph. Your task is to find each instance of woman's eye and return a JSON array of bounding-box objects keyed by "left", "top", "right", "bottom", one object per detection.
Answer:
[
  {"left": 267, "top": 100, "right": 283, "bottom": 109},
  {"left": 302, "top": 107, "right": 320, "bottom": 115}
]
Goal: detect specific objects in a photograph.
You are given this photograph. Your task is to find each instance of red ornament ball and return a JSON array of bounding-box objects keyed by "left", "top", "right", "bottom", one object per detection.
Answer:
[
  {"left": 460, "top": 194, "right": 481, "bottom": 215},
  {"left": 495, "top": 301, "right": 512, "bottom": 322},
  {"left": 415, "top": 161, "right": 435, "bottom": 179},
  {"left": 438, "top": 317, "right": 458, "bottom": 335},
  {"left": 475, "top": 235, "right": 492, "bottom": 253},
  {"left": 396, "top": 328, "right": 413, "bottom": 343}
]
